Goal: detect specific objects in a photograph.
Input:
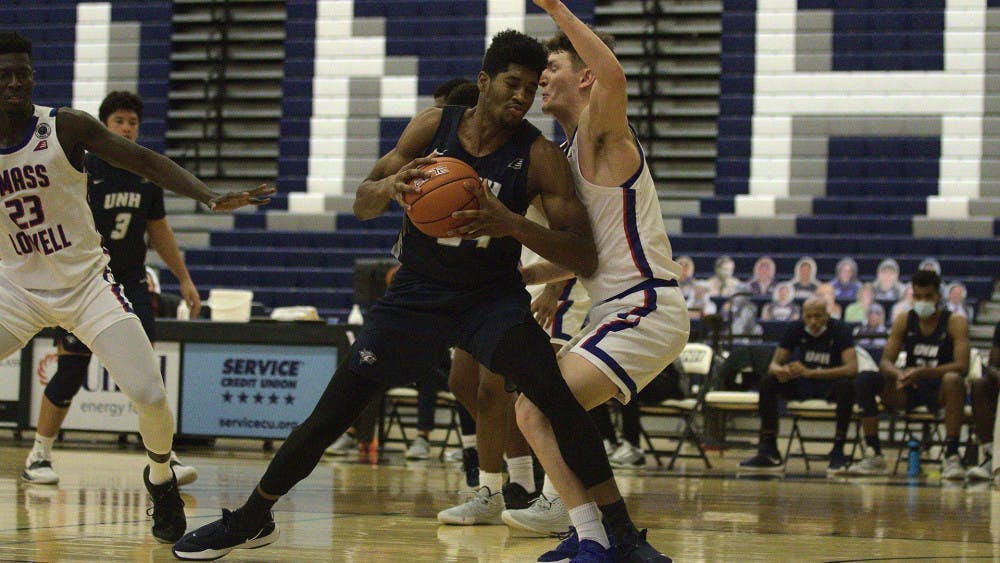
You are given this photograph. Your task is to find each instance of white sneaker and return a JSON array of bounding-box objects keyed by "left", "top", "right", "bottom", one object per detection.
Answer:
[
  {"left": 501, "top": 493, "right": 570, "bottom": 536},
  {"left": 170, "top": 452, "right": 198, "bottom": 486},
  {"left": 603, "top": 439, "right": 618, "bottom": 457},
  {"left": 324, "top": 433, "right": 358, "bottom": 456},
  {"left": 966, "top": 456, "right": 993, "bottom": 481},
  {"left": 21, "top": 459, "right": 59, "bottom": 485},
  {"left": 437, "top": 486, "right": 504, "bottom": 525},
  {"left": 444, "top": 449, "right": 463, "bottom": 463},
  {"left": 941, "top": 454, "right": 965, "bottom": 481},
  {"left": 843, "top": 454, "right": 888, "bottom": 476},
  {"left": 609, "top": 440, "right": 646, "bottom": 467},
  {"left": 405, "top": 436, "right": 431, "bottom": 460}
]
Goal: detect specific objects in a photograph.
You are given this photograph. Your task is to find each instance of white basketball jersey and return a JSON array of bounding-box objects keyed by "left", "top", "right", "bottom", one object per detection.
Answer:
[
  {"left": 566, "top": 130, "right": 681, "bottom": 303},
  {"left": 0, "top": 105, "right": 107, "bottom": 289}
]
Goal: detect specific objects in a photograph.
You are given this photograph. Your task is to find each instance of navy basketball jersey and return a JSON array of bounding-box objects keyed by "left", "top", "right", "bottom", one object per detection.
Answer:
[
  {"left": 85, "top": 153, "right": 166, "bottom": 275},
  {"left": 780, "top": 318, "right": 854, "bottom": 369},
  {"left": 395, "top": 105, "right": 541, "bottom": 286},
  {"left": 904, "top": 309, "right": 953, "bottom": 368}
]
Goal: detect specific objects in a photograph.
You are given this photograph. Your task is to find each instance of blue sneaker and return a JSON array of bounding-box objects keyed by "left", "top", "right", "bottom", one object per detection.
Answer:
[
  {"left": 143, "top": 466, "right": 186, "bottom": 543},
  {"left": 571, "top": 539, "right": 615, "bottom": 562},
  {"left": 616, "top": 528, "right": 672, "bottom": 563},
  {"left": 537, "top": 527, "right": 580, "bottom": 562},
  {"left": 172, "top": 508, "right": 278, "bottom": 560}
]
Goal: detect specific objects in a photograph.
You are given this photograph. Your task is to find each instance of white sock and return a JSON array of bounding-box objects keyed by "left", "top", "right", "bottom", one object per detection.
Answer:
[
  {"left": 569, "top": 502, "right": 609, "bottom": 549},
  {"left": 147, "top": 457, "right": 173, "bottom": 485},
  {"left": 506, "top": 456, "right": 536, "bottom": 493},
  {"left": 479, "top": 471, "right": 504, "bottom": 494},
  {"left": 29, "top": 434, "right": 55, "bottom": 464},
  {"left": 461, "top": 434, "right": 477, "bottom": 449},
  {"left": 542, "top": 474, "right": 559, "bottom": 498}
]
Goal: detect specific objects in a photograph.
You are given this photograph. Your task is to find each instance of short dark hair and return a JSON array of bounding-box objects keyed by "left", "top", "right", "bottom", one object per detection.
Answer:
[
  {"left": 98, "top": 91, "right": 143, "bottom": 124},
  {"left": 433, "top": 78, "right": 472, "bottom": 100},
  {"left": 445, "top": 82, "right": 479, "bottom": 107},
  {"left": 911, "top": 269, "right": 941, "bottom": 293},
  {"left": 481, "top": 29, "right": 547, "bottom": 78},
  {"left": 0, "top": 32, "right": 32, "bottom": 56},
  {"left": 545, "top": 29, "right": 615, "bottom": 69}
]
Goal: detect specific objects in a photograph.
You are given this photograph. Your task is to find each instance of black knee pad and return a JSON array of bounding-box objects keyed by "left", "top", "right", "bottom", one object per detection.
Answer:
[{"left": 44, "top": 354, "right": 92, "bottom": 407}]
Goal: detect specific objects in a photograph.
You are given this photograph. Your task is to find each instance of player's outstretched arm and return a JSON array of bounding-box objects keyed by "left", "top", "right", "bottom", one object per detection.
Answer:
[
  {"left": 535, "top": 0, "right": 629, "bottom": 143},
  {"left": 354, "top": 107, "right": 440, "bottom": 220},
  {"left": 56, "top": 108, "right": 274, "bottom": 211}
]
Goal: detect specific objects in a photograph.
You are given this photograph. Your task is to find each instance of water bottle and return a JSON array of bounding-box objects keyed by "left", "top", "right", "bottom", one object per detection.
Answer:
[
  {"left": 176, "top": 300, "right": 190, "bottom": 321},
  {"left": 347, "top": 304, "right": 364, "bottom": 325},
  {"left": 907, "top": 439, "right": 921, "bottom": 478}
]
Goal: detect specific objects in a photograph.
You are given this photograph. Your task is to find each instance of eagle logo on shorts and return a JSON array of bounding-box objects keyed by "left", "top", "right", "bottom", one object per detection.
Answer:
[{"left": 359, "top": 349, "right": 377, "bottom": 365}]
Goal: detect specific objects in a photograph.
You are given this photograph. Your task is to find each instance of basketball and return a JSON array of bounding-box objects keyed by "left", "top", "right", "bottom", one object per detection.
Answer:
[{"left": 404, "top": 157, "right": 480, "bottom": 238}]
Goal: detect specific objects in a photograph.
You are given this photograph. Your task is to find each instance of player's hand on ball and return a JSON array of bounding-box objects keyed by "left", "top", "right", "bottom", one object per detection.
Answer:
[
  {"left": 389, "top": 157, "right": 437, "bottom": 210},
  {"left": 209, "top": 184, "right": 276, "bottom": 211},
  {"left": 449, "top": 179, "right": 519, "bottom": 238}
]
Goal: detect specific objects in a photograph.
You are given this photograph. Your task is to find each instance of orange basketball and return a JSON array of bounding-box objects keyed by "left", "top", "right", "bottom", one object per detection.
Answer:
[{"left": 403, "top": 157, "right": 480, "bottom": 238}]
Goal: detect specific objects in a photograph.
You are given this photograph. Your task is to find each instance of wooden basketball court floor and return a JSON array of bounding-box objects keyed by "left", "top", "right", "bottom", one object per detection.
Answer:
[{"left": 1, "top": 440, "right": 999, "bottom": 562}]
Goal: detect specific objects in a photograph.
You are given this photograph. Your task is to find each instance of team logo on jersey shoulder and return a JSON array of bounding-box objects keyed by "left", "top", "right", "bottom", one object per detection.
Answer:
[
  {"left": 33, "top": 140, "right": 47, "bottom": 152},
  {"left": 358, "top": 349, "right": 377, "bottom": 365},
  {"left": 507, "top": 158, "right": 524, "bottom": 170},
  {"left": 35, "top": 122, "right": 52, "bottom": 139}
]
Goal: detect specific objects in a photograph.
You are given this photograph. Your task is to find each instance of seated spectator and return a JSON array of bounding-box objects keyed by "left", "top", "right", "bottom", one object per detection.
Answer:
[
  {"left": 873, "top": 258, "right": 904, "bottom": 301},
  {"left": 748, "top": 256, "right": 777, "bottom": 297},
  {"left": 831, "top": 257, "right": 861, "bottom": 301},
  {"left": 847, "top": 270, "right": 969, "bottom": 478},
  {"left": 890, "top": 283, "right": 914, "bottom": 322},
  {"left": 844, "top": 282, "right": 876, "bottom": 323},
  {"left": 918, "top": 257, "right": 942, "bottom": 275},
  {"left": 968, "top": 320, "right": 1000, "bottom": 481},
  {"left": 760, "top": 282, "right": 800, "bottom": 321},
  {"left": 728, "top": 291, "right": 763, "bottom": 342},
  {"left": 687, "top": 282, "right": 717, "bottom": 319},
  {"left": 815, "top": 282, "right": 843, "bottom": 319},
  {"left": 677, "top": 255, "right": 696, "bottom": 299},
  {"left": 707, "top": 255, "right": 741, "bottom": 297},
  {"left": 790, "top": 256, "right": 819, "bottom": 299},
  {"left": 945, "top": 282, "right": 974, "bottom": 320},
  {"left": 739, "top": 297, "right": 858, "bottom": 473},
  {"left": 853, "top": 303, "right": 887, "bottom": 348}
]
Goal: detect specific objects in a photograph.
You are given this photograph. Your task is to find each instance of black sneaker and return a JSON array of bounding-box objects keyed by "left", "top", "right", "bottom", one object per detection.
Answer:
[
  {"left": 143, "top": 465, "right": 186, "bottom": 543},
  {"left": 826, "top": 450, "right": 850, "bottom": 476},
  {"left": 172, "top": 508, "right": 278, "bottom": 560},
  {"left": 616, "top": 528, "right": 672, "bottom": 563},
  {"left": 462, "top": 447, "right": 479, "bottom": 488},
  {"left": 738, "top": 451, "right": 784, "bottom": 472},
  {"left": 502, "top": 481, "right": 540, "bottom": 510}
]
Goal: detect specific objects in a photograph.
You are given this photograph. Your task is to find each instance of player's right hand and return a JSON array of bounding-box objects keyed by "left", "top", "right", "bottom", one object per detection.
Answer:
[
  {"left": 388, "top": 157, "right": 436, "bottom": 210},
  {"left": 531, "top": 282, "right": 562, "bottom": 330}
]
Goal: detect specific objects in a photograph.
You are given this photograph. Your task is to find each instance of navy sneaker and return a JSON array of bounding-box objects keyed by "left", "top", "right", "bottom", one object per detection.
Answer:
[
  {"left": 143, "top": 466, "right": 186, "bottom": 543},
  {"left": 462, "top": 447, "right": 479, "bottom": 489},
  {"left": 538, "top": 526, "right": 580, "bottom": 562},
  {"left": 172, "top": 508, "right": 278, "bottom": 560},
  {"left": 738, "top": 451, "right": 784, "bottom": 472},
  {"left": 826, "top": 450, "right": 851, "bottom": 476},
  {"left": 616, "top": 528, "right": 672, "bottom": 563},
  {"left": 572, "top": 539, "right": 615, "bottom": 562},
  {"left": 503, "top": 481, "right": 540, "bottom": 511}
]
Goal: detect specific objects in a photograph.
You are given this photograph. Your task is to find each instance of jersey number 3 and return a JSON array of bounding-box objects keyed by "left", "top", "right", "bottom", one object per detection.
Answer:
[
  {"left": 110, "top": 212, "right": 132, "bottom": 240},
  {"left": 5, "top": 195, "right": 45, "bottom": 229}
]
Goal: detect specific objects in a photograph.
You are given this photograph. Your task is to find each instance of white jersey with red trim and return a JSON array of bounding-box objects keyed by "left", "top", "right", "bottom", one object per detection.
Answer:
[
  {"left": 0, "top": 105, "right": 108, "bottom": 289},
  {"left": 565, "top": 130, "right": 681, "bottom": 303}
]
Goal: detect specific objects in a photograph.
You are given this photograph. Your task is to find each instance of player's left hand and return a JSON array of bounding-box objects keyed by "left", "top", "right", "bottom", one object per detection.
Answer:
[
  {"left": 448, "top": 179, "right": 521, "bottom": 239},
  {"left": 787, "top": 361, "right": 807, "bottom": 378},
  {"left": 208, "top": 184, "right": 276, "bottom": 211},
  {"left": 179, "top": 280, "right": 202, "bottom": 320}
]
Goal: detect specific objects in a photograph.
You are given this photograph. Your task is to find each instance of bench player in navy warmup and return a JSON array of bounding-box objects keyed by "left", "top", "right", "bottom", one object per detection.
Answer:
[
  {"left": 172, "top": 29, "right": 622, "bottom": 561},
  {"left": 22, "top": 91, "right": 200, "bottom": 487},
  {"left": 0, "top": 32, "right": 273, "bottom": 543}
]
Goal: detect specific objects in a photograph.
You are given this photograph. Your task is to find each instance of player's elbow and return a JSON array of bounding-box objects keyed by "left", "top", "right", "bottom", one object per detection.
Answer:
[
  {"left": 577, "top": 246, "right": 598, "bottom": 278},
  {"left": 604, "top": 64, "right": 628, "bottom": 91}
]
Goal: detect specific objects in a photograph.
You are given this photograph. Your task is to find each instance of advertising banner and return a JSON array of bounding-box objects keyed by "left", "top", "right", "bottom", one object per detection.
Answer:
[
  {"left": 29, "top": 339, "right": 181, "bottom": 432},
  {"left": 180, "top": 342, "right": 337, "bottom": 439}
]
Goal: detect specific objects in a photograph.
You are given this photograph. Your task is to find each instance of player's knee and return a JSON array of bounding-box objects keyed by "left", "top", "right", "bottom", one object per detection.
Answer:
[
  {"left": 971, "top": 375, "right": 992, "bottom": 396},
  {"left": 941, "top": 372, "right": 963, "bottom": 393},
  {"left": 514, "top": 396, "right": 544, "bottom": 437},
  {"left": 130, "top": 379, "right": 166, "bottom": 406},
  {"left": 43, "top": 354, "right": 91, "bottom": 407},
  {"left": 477, "top": 375, "right": 506, "bottom": 411}
]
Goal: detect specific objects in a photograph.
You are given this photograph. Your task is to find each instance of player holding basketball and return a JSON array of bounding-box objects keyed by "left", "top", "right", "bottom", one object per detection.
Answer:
[
  {"left": 172, "top": 30, "right": 621, "bottom": 561},
  {"left": 22, "top": 91, "right": 200, "bottom": 487},
  {"left": 0, "top": 32, "right": 273, "bottom": 543},
  {"left": 492, "top": 2, "right": 690, "bottom": 560}
]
